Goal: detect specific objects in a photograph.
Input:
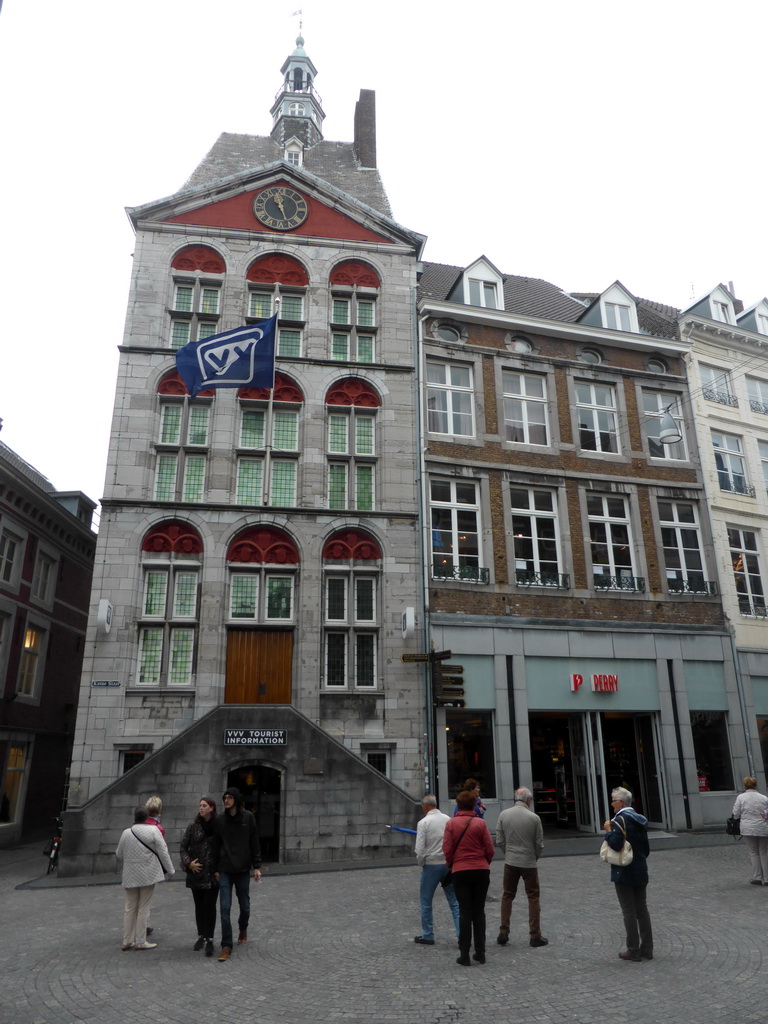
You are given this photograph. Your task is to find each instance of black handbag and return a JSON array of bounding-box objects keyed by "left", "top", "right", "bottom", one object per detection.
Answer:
[{"left": 726, "top": 816, "right": 741, "bottom": 839}]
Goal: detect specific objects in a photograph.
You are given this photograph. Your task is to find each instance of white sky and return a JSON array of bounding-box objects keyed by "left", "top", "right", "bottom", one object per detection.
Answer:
[{"left": 2, "top": 0, "right": 768, "bottom": 508}]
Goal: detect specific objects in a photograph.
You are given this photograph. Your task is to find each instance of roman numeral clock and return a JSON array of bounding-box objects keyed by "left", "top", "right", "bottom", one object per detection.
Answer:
[{"left": 253, "top": 186, "right": 309, "bottom": 230}]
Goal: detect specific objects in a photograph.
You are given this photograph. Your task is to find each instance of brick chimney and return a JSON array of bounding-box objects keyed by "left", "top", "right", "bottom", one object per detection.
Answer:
[{"left": 354, "top": 89, "right": 377, "bottom": 168}]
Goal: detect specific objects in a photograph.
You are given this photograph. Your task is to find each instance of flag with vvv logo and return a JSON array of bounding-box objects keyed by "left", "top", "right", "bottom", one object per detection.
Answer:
[{"left": 175, "top": 315, "right": 277, "bottom": 398}]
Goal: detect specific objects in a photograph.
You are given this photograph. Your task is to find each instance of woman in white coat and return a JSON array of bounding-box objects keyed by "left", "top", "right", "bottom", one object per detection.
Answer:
[
  {"left": 731, "top": 776, "right": 768, "bottom": 886},
  {"left": 115, "top": 806, "right": 175, "bottom": 950}
]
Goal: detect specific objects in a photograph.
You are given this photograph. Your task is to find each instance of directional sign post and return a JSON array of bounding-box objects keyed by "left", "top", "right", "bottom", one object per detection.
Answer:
[{"left": 401, "top": 652, "right": 431, "bottom": 663}]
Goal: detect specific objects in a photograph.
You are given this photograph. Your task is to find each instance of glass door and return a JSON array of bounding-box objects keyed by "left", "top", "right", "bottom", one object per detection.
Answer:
[
  {"left": 635, "top": 714, "right": 666, "bottom": 827},
  {"left": 568, "top": 712, "right": 606, "bottom": 832}
]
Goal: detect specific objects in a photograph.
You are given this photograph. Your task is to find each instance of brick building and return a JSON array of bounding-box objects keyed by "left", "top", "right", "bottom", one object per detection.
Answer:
[
  {"left": 0, "top": 440, "right": 96, "bottom": 846},
  {"left": 417, "top": 261, "right": 745, "bottom": 831},
  {"left": 63, "top": 36, "right": 427, "bottom": 874}
]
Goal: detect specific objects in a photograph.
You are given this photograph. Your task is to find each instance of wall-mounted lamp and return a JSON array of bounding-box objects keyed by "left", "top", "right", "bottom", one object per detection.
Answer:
[{"left": 659, "top": 405, "right": 683, "bottom": 445}]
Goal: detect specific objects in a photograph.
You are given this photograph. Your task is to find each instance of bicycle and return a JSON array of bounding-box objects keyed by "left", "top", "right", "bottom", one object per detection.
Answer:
[{"left": 44, "top": 817, "right": 64, "bottom": 874}]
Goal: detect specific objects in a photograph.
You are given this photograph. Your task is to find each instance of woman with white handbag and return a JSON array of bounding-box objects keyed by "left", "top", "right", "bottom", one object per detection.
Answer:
[{"left": 602, "top": 787, "right": 653, "bottom": 964}]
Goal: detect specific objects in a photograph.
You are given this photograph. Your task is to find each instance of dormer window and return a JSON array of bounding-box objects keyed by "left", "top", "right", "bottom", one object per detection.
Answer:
[
  {"left": 758, "top": 314, "right": 768, "bottom": 335},
  {"left": 712, "top": 300, "right": 731, "bottom": 323},
  {"left": 469, "top": 279, "right": 498, "bottom": 309},
  {"left": 288, "top": 102, "right": 305, "bottom": 116},
  {"left": 604, "top": 302, "right": 632, "bottom": 331}
]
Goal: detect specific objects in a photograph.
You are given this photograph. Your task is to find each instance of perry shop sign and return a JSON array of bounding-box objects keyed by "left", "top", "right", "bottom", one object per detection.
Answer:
[{"left": 570, "top": 673, "right": 618, "bottom": 694}]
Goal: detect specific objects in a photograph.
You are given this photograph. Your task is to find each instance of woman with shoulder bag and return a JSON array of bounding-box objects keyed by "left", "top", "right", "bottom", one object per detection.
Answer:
[
  {"left": 731, "top": 776, "right": 768, "bottom": 885},
  {"left": 443, "top": 789, "right": 495, "bottom": 966},
  {"left": 602, "top": 786, "right": 653, "bottom": 963},
  {"left": 179, "top": 796, "right": 219, "bottom": 957}
]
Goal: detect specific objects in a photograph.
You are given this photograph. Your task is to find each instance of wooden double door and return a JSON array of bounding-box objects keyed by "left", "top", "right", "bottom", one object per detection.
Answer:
[{"left": 225, "top": 629, "right": 293, "bottom": 704}]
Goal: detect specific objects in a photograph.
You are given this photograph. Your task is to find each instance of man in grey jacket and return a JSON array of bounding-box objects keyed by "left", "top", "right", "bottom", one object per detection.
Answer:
[{"left": 495, "top": 787, "right": 548, "bottom": 948}]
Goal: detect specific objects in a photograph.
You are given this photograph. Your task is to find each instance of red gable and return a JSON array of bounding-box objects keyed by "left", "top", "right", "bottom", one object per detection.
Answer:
[{"left": 165, "top": 183, "right": 391, "bottom": 244}]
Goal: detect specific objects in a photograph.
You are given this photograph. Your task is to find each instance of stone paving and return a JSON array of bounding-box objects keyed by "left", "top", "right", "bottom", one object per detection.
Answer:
[{"left": 0, "top": 833, "right": 761, "bottom": 1024}]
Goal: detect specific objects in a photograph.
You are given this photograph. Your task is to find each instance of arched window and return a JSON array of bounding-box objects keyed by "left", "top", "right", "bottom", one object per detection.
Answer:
[
  {"left": 325, "top": 380, "right": 380, "bottom": 511},
  {"left": 247, "top": 254, "right": 309, "bottom": 359},
  {"left": 329, "top": 261, "right": 380, "bottom": 364},
  {"left": 288, "top": 101, "right": 305, "bottom": 116},
  {"left": 236, "top": 375, "right": 304, "bottom": 507},
  {"left": 137, "top": 521, "right": 203, "bottom": 687},
  {"left": 322, "top": 529, "right": 381, "bottom": 689},
  {"left": 154, "top": 372, "right": 214, "bottom": 504},
  {"left": 169, "top": 245, "right": 226, "bottom": 350},
  {"left": 226, "top": 527, "right": 299, "bottom": 622}
]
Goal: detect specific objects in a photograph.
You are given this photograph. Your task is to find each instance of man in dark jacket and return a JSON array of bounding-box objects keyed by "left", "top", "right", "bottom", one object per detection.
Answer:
[
  {"left": 212, "top": 787, "right": 261, "bottom": 961},
  {"left": 603, "top": 786, "right": 652, "bottom": 963}
]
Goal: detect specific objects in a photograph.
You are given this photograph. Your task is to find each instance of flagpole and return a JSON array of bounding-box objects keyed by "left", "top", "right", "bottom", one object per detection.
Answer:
[{"left": 262, "top": 297, "right": 279, "bottom": 506}]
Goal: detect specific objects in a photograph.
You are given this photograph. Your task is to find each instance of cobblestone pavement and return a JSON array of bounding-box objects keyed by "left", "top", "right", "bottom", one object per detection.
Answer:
[{"left": 0, "top": 835, "right": 760, "bottom": 1024}]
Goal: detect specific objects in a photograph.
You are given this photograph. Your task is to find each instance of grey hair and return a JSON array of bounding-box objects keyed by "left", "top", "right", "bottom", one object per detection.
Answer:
[
  {"left": 515, "top": 787, "right": 533, "bottom": 803},
  {"left": 611, "top": 787, "right": 633, "bottom": 806},
  {"left": 145, "top": 795, "right": 163, "bottom": 816},
  {"left": 421, "top": 794, "right": 437, "bottom": 807}
]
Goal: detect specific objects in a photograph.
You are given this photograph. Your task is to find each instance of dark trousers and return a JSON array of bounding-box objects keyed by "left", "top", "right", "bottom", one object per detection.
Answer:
[
  {"left": 218, "top": 871, "right": 250, "bottom": 949},
  {"left": 452, "top": 869, "right": 490, "bottom": 956},
  {"left": 614, "top": 882, "right": 653, "bottom": 956},
  {"left": 191, "top": 887, "right": 218, "bottom": 940},
  {"left": 500, "top": 864, "right": 542, "bottom": 938}
]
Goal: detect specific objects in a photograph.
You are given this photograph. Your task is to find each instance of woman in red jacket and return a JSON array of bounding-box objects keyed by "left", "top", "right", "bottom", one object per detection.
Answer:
[{"left": 443, "top": 789, "right": 496, "bottom": 965}]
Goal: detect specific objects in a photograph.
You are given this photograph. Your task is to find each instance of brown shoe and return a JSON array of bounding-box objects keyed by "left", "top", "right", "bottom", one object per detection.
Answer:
[
  {"left": 237, "top": 931, "right": 248, "bottom": 945},
  {"left": 218, "top": 946, "right": 232, "bottom": 962}
]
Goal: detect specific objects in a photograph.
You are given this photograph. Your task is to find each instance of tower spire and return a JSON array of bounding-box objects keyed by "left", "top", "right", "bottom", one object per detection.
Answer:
[{"left": 270, "top": 33, "right": 325, "bottom": 159}]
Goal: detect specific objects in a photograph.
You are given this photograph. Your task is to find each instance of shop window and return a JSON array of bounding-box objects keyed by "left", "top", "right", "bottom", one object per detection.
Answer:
[
  {"left": 690, "top": 711, "right": 734, "bottom": 791},
  {"left": 1, "top": 743, "right": 28, "bottom": 824},
  {"left": 445, "top": 710, "right": 497, "bottom": 798}
]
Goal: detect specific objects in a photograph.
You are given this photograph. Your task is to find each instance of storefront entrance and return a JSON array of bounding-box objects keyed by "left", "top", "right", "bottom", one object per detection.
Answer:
[{"left": 529, "top": 712, "right": 666, "bottom": 832}]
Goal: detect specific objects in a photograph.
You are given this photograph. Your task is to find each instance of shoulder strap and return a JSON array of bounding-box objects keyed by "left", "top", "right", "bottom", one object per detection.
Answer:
[
  {"left": 453, "top": 817, "right": 474, "bottom": 854},
  {"left": 131, "top": 827, "right": 164, "bottom": 866}
]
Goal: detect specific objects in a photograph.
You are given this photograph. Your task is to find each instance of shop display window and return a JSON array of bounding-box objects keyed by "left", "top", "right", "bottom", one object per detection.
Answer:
[
  {"left": 445, "top": 710, "right": 496, "bottom": 798},
  {"left": 690, "top": 711, "right": 734, "bottom": 791}
]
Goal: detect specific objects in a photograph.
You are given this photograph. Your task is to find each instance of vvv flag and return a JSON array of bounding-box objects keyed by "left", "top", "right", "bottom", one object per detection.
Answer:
[{"left": 175, "top": 315, "right": 277, "bottom": 398}]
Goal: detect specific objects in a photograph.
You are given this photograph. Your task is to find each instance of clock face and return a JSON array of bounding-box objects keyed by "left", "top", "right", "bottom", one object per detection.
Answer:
[{"left": 253, "top": 186, "right": 309, "bottom": 231}]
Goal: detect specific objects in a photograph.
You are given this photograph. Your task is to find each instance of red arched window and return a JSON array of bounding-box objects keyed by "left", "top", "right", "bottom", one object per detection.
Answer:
[
  {"left": 226, "top": 527, "right": 298, "bottom": 623},
  {"left": 158, "top": 370, "right": 215, "bottom": 398},
  {"left": 238, "top": 374, "right": 304, "bottom": 404},
  {"left": 142, "top": 521, "right": 203, "bottom": 555},
  {"left": 329, "top": 260, "right": 381, "bottom": 288},
  {"left": 171, "top": 246, "right": 226, "bottom": 274},
  {"left": 323, "top": 530, "right": 382, "bottom": 562},
  {"left": 326, "top": 379, "right": 381, "bottom": 408},
  {"left": 246, "top": 254, "right": 308, "bottom": 286}
]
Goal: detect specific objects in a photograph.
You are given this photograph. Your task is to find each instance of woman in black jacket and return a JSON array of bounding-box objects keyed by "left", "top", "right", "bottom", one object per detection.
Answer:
[
  {"left": 602, "top": 786, "right": 653, "bottom": 963},
  {"left": 180, "top": 796, "right": 219, "bottom": 956}
]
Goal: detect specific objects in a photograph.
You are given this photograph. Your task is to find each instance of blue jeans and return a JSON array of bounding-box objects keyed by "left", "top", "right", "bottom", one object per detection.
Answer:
[
  {"left": 419, "top": 863, "right": 460, "bottom": 941},
  {"left": 218, "top": 871, "right": 250, "bottom": 949}
]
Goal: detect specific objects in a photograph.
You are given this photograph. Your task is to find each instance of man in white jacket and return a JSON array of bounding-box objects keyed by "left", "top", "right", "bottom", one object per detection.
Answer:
[
  {"left": 115, "top": 806, "right": 175, "bottom": 951},
  {"left": 413, "top": 795, "right": 460, "bottom": 945}
]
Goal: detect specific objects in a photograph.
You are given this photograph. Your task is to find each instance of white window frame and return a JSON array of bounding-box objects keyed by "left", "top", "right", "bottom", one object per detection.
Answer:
[
  {"left": 30, "top": 548, "right": 57, "bottom": 607},
  {"left": 712, "top": 431, "right": 750, "bottom": 495},
  {"left": 576, "top": 382, "right": 619, "bottom": 454},
  {"left": 327, "top": 410, "right": 376, "bottom": 511},
  {"left": 509, "top": 486, "right": 563, "bottom": 586},
  {"left": 329, "top": 291, "right": 378, "bottom": 363},
  {"left": 604, "top": 302, "right": 632, "bottom": 331},
  {"left": 0, "top": 526, "right": 25, "bottom": 590},
  {"left": 587, "top": 493, "right": 640, "bottom": 590},
  {"left": 657, "top": 500, "right": 708, "bottom": 593},
  {"left": 426, "top": 361, "right": 474, "bottom": 437},
  {"left": 747, "top": 378, "right": 768, "bottom": 415},
  {"left": 642, "top": 390, "right": 687, "bottom": 461},
  {"left": 169, "top": 277, "right": 223, "bottom": 349},
  {"left": 429, "top": 478, "right": 484, "bottom": 582},
  {"left": 759, "top": 440, "right": 768, "bottom": 494},
  {"left": 16, "top": 621, "right": 49, "bottom": 701},
  {"left": 502, "top": 371, "right": 549, "bottom": 446},
  {"left": 323, "top": 572, "right": 378, "bottom": 689},
  {"left": 728, "top": 526, "right": 766, "bottom": 616},
  {"left": 227, "top": 570, "right": 295, "bottom": 622},
  {"left": 700, "top": 364, "right": 735, "bottom": 405}
]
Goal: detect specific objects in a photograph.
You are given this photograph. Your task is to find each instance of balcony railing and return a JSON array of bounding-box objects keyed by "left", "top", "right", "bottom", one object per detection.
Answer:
[
  {"left": 593, "top": 574, "right": 645, "bottom": 592},
  {"left": 515, "top": 570, "right": 570, "bottom": 589},
  {"left": 667, "top": 578, "right": 718, "bottom": 596},
  {"left": 739, "top": 600, "right": 768, "bottom": 618},
  {"left": 719, "top": 478, "right": 756, "bottom": 497},
  {"left": 703, "top": 386, "right": 738, "bottom": 407},
  {"left": 750, "top": 399, "right": 768, "bottom": 416},
  {"left": 432, "top": 565, "right": 490, "bottom": 584}
]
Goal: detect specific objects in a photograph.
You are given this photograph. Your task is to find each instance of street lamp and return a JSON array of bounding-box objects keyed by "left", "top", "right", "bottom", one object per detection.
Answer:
[{"left": 658, "top": 404, "right": 683, "bottom": 445}]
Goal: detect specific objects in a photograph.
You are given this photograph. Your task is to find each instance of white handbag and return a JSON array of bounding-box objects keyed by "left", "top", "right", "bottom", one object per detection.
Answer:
[{"left": 599, "top": 815, "right": 634, "bottom": 866}]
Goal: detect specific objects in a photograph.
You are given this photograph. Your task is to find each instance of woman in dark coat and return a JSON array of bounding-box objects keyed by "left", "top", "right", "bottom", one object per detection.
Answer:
[
  {"left": 180, "top": 796, "right": 219, "bottom": 956},
  {"left": 602, "top": 786, "right": 653, "bottom": 963}
]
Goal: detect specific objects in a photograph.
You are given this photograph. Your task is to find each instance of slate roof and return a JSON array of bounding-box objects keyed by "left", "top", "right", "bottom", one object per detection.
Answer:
[
  {"left": 182, "top": 133, "right": 392, "bottom": 218},
  {"left": 419, "top": 262, "right": 587, "bottom": 323}
]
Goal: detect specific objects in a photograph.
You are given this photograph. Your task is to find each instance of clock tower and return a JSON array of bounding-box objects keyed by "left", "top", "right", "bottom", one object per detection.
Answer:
[{"left": 270, "top": 34, "right": 325, "bottom": 156}]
